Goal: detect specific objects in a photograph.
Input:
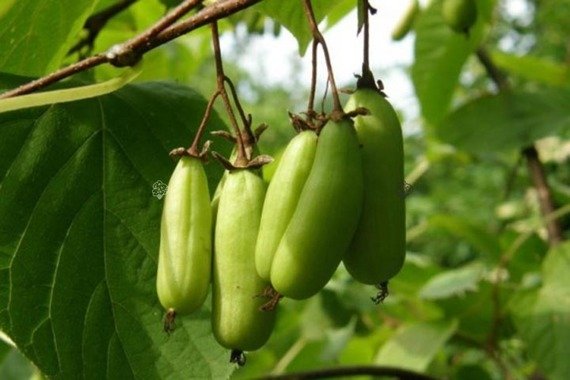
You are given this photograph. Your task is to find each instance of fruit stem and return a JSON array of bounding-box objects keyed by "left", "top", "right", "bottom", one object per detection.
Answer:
[
  {"left": 307, "top": 40, "right": 318, "bottom": 116},
  {"left": 302, "top": 0, "right": 343, "bottom": 114},
  {"left": 188, "top": 90, "right": 220, "bottom": 157},
  {"left": 210, "top": 21, "right": 248, "bottom": 167},
  {"left": 357, "top": 0, "right": 378, "bottom": 90}
]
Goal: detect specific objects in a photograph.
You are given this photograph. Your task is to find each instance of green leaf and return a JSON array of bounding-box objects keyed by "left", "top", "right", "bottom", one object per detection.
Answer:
[
  {"left": 436, "top": 88, "right": 570, "bottom": 153},
  {"left": 255, "top": 0, "right": 355, "bottom": 55},
  {"left": 374, "top": 320, "right": 458, "bottom": 372},
  {"left": 0, "top": 0, "right": 98, "bottom": 77},
  {"left": 419, "top": 263, "right": 485, "bottom": 300},
  {"left": 0, "top": 81, "right": 232, "bottom": 379},
  {"left": 490, "top": 50, "right": 570, "bottom": 87},
  {"left": 412, "top": 0, "right": 494, "bottom": 125},
  {"left": 511, "top": 242, "right": 570, "bottom": 380}
]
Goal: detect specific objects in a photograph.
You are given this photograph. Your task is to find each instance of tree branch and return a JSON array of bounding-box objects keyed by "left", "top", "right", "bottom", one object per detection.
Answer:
[
  {"left": 0, "top": 0, "right": 263, "bottom": 99},
  {"left": 259, "top": 365, "right": 439, "bottom": 380}
]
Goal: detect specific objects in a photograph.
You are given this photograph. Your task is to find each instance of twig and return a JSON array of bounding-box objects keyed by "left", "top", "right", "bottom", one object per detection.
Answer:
[
  {"left": 258, "top": 365, "right": 439, "bottom": 380},
  {"left": 68, "top": 0, "right": 138, "bottom": 55},
  {"left": 0, "top": 0, "right": 263, "bottom": 99},
  {"left": 302, "top": 0, "right": 342, "bottom": 114}
]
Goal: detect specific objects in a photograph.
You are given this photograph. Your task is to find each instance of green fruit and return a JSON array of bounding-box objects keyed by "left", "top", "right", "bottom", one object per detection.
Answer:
[
  {"left": 442, "top": 0, "right": 477, "bottom": 34},
  {"left": 343, "top": 88, "right": 406, "bottom": 284},
  {"left": 212, "top": 170, "right": 276, "bottom": 351},
  {"left": 255, "top": 130, "right": 318, "bottom": 281},
  {"left": 156, "top": 156, "right": 212, "bottom": 315},
  {"left": 391, "top": 0, "right": 419, "bottom": 41},
  {"left": 270, "top": 119, "right": 364, "bottom": 300}
]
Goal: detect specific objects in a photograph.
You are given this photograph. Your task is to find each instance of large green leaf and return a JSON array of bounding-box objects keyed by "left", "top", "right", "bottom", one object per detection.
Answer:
[
  {"left": 0, "top": 0, "right": 98, "bottom": 77},
  {"left": 412, "top": 0, "right": 494, "bottom": 125},
  {"left": 436, "top": 88, "right": 570, "bottom": 153},
  {"left": 0, "top": 81, "right": 233, "bottom": 379},
  {"left": 374, "top": 319, "right": 458, "bottom": 372},
  {"left": 254, "top": 0, "right": 354, "bottom": 55},
  {"left": 511, "top": 242, "right": 570, "bottom": 380}
]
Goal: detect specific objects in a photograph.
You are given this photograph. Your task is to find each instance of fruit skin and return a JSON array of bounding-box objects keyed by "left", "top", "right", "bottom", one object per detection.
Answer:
[
  {"left": 212, "top": 170, "right": 276, "bottom": 351},
  {"left": 255, "top": 130, "right": 318, "bottom": 281},
  {"left": 270, "top": 119, "right": 364, "bottom": 300},
  {"left": 391, "top": 0, "right": 419, "bottom": 41},
  {"left": 343, "top": 88, "right": 406, "bottom": 284},
  {"left": 442, "top": 0, "right": 477, "bottom": 34},
  {"left": 156, "top": 156, "right": 212, "bottom": 315}
]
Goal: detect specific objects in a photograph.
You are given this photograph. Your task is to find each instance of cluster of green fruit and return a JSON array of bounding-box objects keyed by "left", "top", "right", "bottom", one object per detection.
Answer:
[{"left": 155, "top": 87, "right": 405, "bottom": 360}]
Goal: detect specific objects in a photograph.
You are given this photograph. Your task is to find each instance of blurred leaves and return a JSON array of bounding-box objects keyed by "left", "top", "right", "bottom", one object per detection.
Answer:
[
  {"left": 511, "top": 242, "right": 570, "bottom": 380},
  {"left": 437, "top": 88, "right": 570, "bottom": 153}
]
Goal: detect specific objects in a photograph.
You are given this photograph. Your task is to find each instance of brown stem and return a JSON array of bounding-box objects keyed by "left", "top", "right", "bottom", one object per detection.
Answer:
[
  {"left": 522, "top": 146, "right": 563, "bottom": 245},
  {"left": 0, "top": 0, "right": 264, "bottom": 99},
  {"left": 210, "top": 22, "right": 247, "bottom": 166},
  {"left": 259, "top": 365, "right": 438, "bottom": 380},
  {"left": 189, "top": 91, "right": 221, "bottom": 156},
  {"left": 302, "top": 0, "right": 342, "bottom": 114},
  {"left": 68, "top": 0, "right": 138, "bottom": 55}
]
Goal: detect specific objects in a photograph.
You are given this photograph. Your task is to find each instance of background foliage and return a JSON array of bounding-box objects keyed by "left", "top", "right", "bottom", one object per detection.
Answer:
[{"left": 0, "top": 0, "right": 569, "bottom": 379}]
